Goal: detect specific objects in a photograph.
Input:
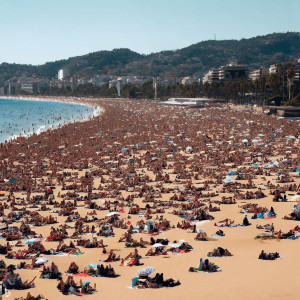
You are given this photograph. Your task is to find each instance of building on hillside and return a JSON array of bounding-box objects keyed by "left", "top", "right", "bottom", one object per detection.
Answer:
[
  {"left": 204, "top": 64, "right": 249, "bottom": 83},
  {"left": 109, "top": 78, "right": 123, "bottom": 97},
  {"left": 20, "top": 83, "right": 34, "bottom": 94},
  {"left": 58, "top": 68, "right": 69, "bottom": 80},
  {"left": 249, "top": 67, "right": 269, "bottom": 80},
  {"left": 222, "top": 65, "right": 249, "bottom": 80},
  {"left": 269, "top": 64, "right": 284, "bottom": 75},
  {"left": 294, "top": 59, "right": 300, "bottom": 83},
  {"left": 7, "top": 81, "right": 20, "bottom": 95}
]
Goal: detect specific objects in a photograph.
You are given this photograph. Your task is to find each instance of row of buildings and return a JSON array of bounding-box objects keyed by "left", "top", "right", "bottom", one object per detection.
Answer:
[
  {"left": 0, "top": 67, "right": 200, "bottom": 96},
  {"left": 204, "top": 59, "right": 300, "bottom": 83},
  {"left": 1, "top": 60, "right": 299, "bottom": 96}
]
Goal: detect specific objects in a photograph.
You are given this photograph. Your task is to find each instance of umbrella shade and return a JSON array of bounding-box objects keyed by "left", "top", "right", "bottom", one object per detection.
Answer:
[
  {"left": 35, "top": 257, "right": 49, "bottom": 264},
  {"left": 152, "top": 243, "right": 164, "bottom": 248},
  {"left": 138, "top": 267, "right": 155, "bottom": 276}
]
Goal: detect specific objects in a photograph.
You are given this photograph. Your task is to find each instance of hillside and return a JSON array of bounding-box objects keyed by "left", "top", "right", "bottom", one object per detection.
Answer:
[{"left": 1, "top": 32, "right": 300, "bottom": 80}]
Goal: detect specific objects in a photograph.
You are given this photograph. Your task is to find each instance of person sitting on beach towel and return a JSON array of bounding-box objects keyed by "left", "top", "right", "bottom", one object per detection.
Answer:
[
  {"left": 208, "top": 247, "right": 232, "bottom": 257},
  {"left": 82, "top": 264, "right": 116, "bottom": 277},
  {"left": 195, "top": 230, "right": 208, "bottom": 241},
  {"left": 66, "top": 262, "right": 79, "bottom": 274},
  {"left": 0, "top": 242, "right": 12, "bottom": 254},
  {"left": 40, "top": 263, "right": 62, "bottom": 279},
  {"left": 57, "top": 275, "right": 97, "bottom": 296},
  {"left": 145, "top": 246, "right": 167, "bottom": 256},
  {"left": 120, "top": 249, "right": 140, "bottom": 266},
  {"left": 103, "top": 250, "right": 120, "bottom": 262},
  {"left": 243, "top": 215, "right": 250, "bottom": 226},
  {"left": 258, "top": 250, "right": 280, "bottom": 260},
  {"left": 189, "top": 258, "right": 221, "bottom": 273}
]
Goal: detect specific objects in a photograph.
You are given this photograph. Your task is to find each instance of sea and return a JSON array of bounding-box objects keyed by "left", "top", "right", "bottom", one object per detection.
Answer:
[{"left": 0, "top": 98, "right": 101, "bottom": 143}]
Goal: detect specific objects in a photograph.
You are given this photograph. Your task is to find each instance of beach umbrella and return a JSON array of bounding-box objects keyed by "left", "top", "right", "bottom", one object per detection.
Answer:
[
  {"left": 252, "top": 139, "right": 259, "bottom": 144},
  {"left": 152, "top": 243, "right": 164, "bottom": 248},
  {"left": 258, "top": 134, "right": 265, "bottom": 138},
  {"left": 121, "top": 148, "right": 128, "bottom": 153},
  {"left": 9, "top": 177, "right": 19, "bottom": 184},
  {"left": 242, "top": 139, "right": 248, "bottom": 144},
  {"left": 275, "top": 129, "right": 282, "bottom": 133},
  {"left": 291, "top": 195, "right": 300, "bottom": 201},
  {"left": 35, "top": 257, "right": 49, "bottom": 264},
  {"left": 106, "top": 212, "right": 119, "bottom": 217},
  {"left": 223, "top": 176, "right": 232, "bottom": 183},
  {"left": 287, "top": 135, "right": 296, "bottom": 140},
  {"left": 138, "top": 267, "right": 155, "bottom": 277},
  {"left": 186, "top": 146, "right": 193, "bottom": 153}
]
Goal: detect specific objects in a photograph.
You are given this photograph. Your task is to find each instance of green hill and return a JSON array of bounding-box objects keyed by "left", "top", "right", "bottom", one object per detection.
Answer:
[{"left": 1, "top": 32, "right": 299, "bottom": 80}]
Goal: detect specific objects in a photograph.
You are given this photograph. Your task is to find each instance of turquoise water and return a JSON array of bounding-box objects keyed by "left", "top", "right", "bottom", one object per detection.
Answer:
[{"left": 0, "top": 98, "right": 99, "bottom": 143}]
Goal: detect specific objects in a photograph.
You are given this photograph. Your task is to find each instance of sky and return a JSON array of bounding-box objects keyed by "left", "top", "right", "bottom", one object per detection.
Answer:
[{"left": 0, "top": 0, "right": 299, "bottom": 65}]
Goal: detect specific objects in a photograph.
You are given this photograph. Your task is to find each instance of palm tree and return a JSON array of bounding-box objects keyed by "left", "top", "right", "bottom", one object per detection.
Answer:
[{"left": 287, "top": 65, "right": 295, "bottom": 101}]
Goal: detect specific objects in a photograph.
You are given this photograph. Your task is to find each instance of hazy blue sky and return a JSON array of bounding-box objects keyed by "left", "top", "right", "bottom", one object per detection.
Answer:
[{"left": 0, "top": 0, "right": 299, "bottom": 65}]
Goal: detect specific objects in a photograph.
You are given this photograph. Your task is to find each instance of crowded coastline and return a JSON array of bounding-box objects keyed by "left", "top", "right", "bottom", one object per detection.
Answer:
[{"left": 0, "top": 97, "right": 300, "bottom": 299}]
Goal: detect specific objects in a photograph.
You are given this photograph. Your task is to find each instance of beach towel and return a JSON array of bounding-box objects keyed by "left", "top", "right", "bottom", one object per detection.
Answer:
[
  {"left": 74, "top": 273, "right": 90, "bottom": 277},
  {"left": 132, "top": 277, "right": 138, "bottom": 286}
]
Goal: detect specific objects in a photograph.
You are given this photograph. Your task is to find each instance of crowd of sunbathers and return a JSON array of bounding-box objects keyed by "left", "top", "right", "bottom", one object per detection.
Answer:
[{"left": 0, "top": 98, "right": 299, "bottom": 298}]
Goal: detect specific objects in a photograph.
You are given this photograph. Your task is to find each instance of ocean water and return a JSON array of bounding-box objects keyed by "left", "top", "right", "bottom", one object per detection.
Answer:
[{"left": 0, "top": 98, "right": 100, "bottom": 143}]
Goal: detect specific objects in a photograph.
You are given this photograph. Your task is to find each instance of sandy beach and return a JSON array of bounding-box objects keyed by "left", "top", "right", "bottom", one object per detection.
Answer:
[{"left": 0, "top": 97, "right": 300, "bottom": 300}]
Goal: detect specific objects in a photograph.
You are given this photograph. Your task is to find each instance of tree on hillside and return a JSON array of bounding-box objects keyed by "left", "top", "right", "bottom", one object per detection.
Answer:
[{"left": 287, "top": 65, "right": 295, "bottom": 100}]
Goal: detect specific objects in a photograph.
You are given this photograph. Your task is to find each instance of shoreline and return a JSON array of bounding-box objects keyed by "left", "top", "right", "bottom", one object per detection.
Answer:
[{"left": 0, "top": 95, "right": 105, "bottom": 144}]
